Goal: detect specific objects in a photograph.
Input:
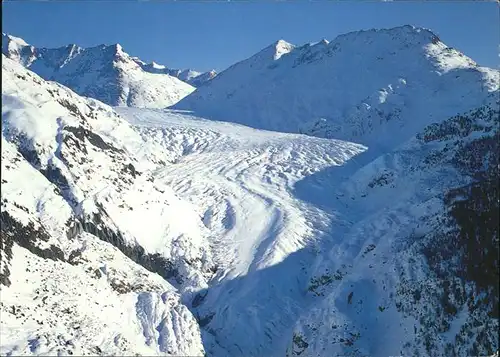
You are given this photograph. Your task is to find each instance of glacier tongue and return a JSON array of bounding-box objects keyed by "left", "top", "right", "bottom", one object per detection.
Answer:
[{"left": 116, "top": 107, "right": 367, "bottom": 356}]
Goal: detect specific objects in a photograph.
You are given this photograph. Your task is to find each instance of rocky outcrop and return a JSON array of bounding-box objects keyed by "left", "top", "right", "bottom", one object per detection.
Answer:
[{"left": 395, "top": 102, "right": 499, "bottom": 356}]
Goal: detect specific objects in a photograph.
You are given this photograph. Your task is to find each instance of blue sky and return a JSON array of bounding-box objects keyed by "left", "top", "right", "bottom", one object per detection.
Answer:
[{"left": 3, "top": 1, "right": 499, "bottom": 72}]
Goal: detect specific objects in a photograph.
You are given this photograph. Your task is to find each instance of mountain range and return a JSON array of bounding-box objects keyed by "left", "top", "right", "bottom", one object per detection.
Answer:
[
  {"left": 174, "top": 26, "right": 497, "bottom": 147},
  {"left": 1, "top": 25, "right": 499, "bottom": 357},
  {"left": 1, "top": 33, "right": 216, "bottom": 108}
]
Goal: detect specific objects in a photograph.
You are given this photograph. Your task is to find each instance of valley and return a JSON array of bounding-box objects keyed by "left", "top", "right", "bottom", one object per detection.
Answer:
[{"left": 1, "top": 24, "right": 498, "bottom": 357}]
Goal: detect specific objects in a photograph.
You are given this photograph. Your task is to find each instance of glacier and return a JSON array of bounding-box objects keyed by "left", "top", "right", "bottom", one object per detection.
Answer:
[{"left": 1, "top": 25, "right": 499, "bottom": 357}]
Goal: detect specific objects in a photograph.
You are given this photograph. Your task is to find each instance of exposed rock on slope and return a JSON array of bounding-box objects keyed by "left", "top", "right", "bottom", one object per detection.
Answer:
[{"left": 286, "top": 96, "right": 499, "bottom": 357}]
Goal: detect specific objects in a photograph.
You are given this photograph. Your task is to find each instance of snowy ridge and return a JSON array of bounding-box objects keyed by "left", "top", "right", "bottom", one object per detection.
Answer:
[
  {"left": 1, "top": 33, "right": 196, "bottom": 108},
  {"left": 174, "top": 25, "right": 499, "bottom": 148},
  {"left": 187, "top": 70, "right": 218, "bottom": 87},
  {"left": 1, "top": 33, "right": 37, "bottom": 67},
  {"left": 132, "top": 57, "right": 217, "bottom": 87}
]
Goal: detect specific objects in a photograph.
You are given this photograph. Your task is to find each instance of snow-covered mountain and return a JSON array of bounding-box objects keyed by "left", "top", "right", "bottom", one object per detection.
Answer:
[
  {"left": 1, "top": 33, "right": 196, "bottom": 108},
  {"left": 174, "top": 25, "right": 498, "bottom": 147},
  {"left": 131, "top": 57, "right": 217, "bottom": 87},
  {"left": 285, "top": 94, "right": 499, "bottom": 357},
  {"left": 1, "top": 55, "right": 215, "bottom": 355},
  {"left": 1, "top": 25, "right": 499, "bottom": 357}
]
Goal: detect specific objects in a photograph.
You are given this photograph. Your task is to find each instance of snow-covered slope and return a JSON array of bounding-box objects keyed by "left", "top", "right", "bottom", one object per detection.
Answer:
[
  {"left": 174, "top": 25, "right": 499, "bottom": 147},
  {"left": 1, "top": 56, "right": 212, "bottom": 355},
  {"left": 186, "top": 70, "right": 217, "bottom": 88},
  {"left": 285, "top": 95, "right": 499, "bottom": 357},
  {"left": 1, "top": 33, "right": 195, "bottom": 108},
  {"left": 117, "top": 99, "right": 498, "bottom": 357}
]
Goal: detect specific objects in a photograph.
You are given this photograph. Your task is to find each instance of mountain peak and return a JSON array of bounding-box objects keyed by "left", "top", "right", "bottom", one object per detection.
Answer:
[
  {"left": 272, "top": 39, "right": 295, "bottom": 60},
  {"left": 2, "top": 32, "right": 30, "bottom": 47},
  {"left": 331, "top": 24, "right": 440, "bottom": 46},
  {"left": 2, "top": 32, "right": 36, "bottom": 67},
  {"left": 274, "top": 39, "right": 291, "bottom": 46},
  {"left": 90, "top": 43, "right": 126, "bottom": 57},
  {"left": 150, "top": 61, "right": 166, "bottom": 69},
  {"left": 174, "top": 25, "right": 498, "bottom": 145},
  {"left": 106, "top": 43, "right": 125, "bottom": 57},
  {"left": 247, "top": 39, "right": 295, "bottom": 64},
  {"left": 2, "top": 34, "right": 195, "bottom": 108}
]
